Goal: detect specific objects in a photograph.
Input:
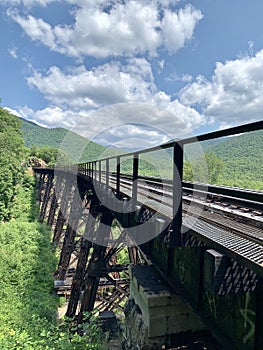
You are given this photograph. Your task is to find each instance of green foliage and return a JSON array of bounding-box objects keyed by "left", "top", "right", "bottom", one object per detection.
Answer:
[
  {"left": 28, "top": 145, "right": 72, "bottom": 167},
  {"left": 201, "top": 130, "right": 263, "bottom": 190},
  {"left": 0, "top": 108, "right": 26, "bottom": 221},
  {"left": 0, "top": 175, "right": 108, "bottom": 349},
  {"left": 21, "top": 118, "right": 118, "bottom": 163},
  {"left": 184, "top": 153, "right": 224, "bottom": 184}
]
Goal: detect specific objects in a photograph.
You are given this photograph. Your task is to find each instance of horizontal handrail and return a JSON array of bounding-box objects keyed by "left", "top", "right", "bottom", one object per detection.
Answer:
[
  {"left": 75, "top": 120, "right": 263, "bottom": 247},
  {"left": 79, "top": 120, "right": 263, "bottom": 163}
]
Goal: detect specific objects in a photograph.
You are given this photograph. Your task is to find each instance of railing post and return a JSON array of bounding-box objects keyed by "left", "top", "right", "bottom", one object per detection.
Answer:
[
  {"left": 94, "top": 161, "right": 97, "bottom": 181},
  {"left": 91, "top": 162, "right": 94, "bottom": 180},
  {"left": 116, "top": 156, "right": 121, "bottom": 196},
  {"left": 105, "top": 158, "right": 109, "bottom": 189},
  {"left": 171, "top": 141, "right": 184, "bottom": 247},
  {"left": 132, "top": 153, "right": 139, "bottom": 209},
  {"left": 99, "top": 160, "right": 102, "bottom": 183}
]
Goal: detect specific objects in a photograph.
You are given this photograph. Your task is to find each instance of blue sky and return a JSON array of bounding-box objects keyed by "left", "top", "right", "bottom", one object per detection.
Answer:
[{"left": 1, "top": 0, "right": 263, "bottom": 148}]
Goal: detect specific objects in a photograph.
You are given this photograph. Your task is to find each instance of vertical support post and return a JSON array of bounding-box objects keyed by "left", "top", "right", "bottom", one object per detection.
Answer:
[
  {"left": 116, "top": 156, "right": 121, "bottom": 196},
  {"left": 99, "top": 160, "right": 102, "bottom": 183},
  {"left": 94, "top": 161, "right": 97, "bottom": 181},
  {"left": 47, "top": 175, "right": 61, "bottom": 227},
  {"left": 132, "top": 153, "right": 139, "bottom": 209},
  {"left": 91, "top": 162, "right": 94, "bottom": 181},
  {"left": 40, "top": 173, "right": 54, "bottom": 223},
  {"left": 171, "top": 142, "right": 184, "bottom": 247},
  {"left": 53, "top": 178, "right": 72, "bottom": 244},
  {"left": 128, "top": 246, "right": 138, "bottom": 265},
  {"left": 58, "top": 182, "right": 85, "bottom": 280},
  {"left": 78, "top": 209, "right": 114, "bottom": 322},
  {"left": 37, "top": 172, "right": 45, "bottom": 202},
  {"left": 105, "top": 158, "right": 109, "bottom": 189},
  {"left": 66, "top": 239, "right": 92, "bottom": 318}
]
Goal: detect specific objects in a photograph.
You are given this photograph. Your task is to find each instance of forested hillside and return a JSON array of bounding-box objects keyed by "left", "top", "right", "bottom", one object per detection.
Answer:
[
  {"left": 202, "top": 129, "right": 263, "bottom": 189},
  {"left": 21, "top": 118, "right": 117, "bottom": 162}
]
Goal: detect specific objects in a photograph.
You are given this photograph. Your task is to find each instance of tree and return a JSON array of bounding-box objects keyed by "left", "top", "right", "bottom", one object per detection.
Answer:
[
  {"left": 29, "top": 145, "right": 71, "bottom": 167},
  {"left": 0, "top": 108, "right": 25, "bottom": 221},
  {"left": 183, "top": 153, "right": 224, "bottom": 184}
]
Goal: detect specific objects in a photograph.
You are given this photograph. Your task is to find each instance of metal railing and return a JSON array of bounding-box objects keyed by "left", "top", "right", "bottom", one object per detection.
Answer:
[{"left": 77, "top": 120, "right": 263, "bottom": 247}]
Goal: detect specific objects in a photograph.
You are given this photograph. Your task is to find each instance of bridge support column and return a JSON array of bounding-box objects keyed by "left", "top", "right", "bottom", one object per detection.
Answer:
[
  {"left": 47, "top": 175, "right": 63, "bottom": 228},
  {"left": 78, "top": 208, "right": 114, "bottom": 323},
  {"left": 58, "top": 182, "right": 86, "bottom": 280},
  {"left": 40, "top": 173, "right": 54, "bottom": 223},
  {"left": 53, "top": 177, "right": 74, "bottom": 244},
  {"left": 36, "top": 171, "right": 45, "bottom": 202},
  {"left": 66, "top": 201, "right": 97, "bottom": 318}
]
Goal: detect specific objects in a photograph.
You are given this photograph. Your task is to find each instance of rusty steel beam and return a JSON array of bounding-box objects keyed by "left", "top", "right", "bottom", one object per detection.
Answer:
[
  {"left": 53, "top": 178, "right": 74, "bottom": 244},
  {"left": 66, "top": 202, "right": 97, "bottom": 318},
  {"left": 47, "top": 175, "right": 63, "bottom": 227},
  {"left": 78, "top": 208, "right": 114, "bottom": 323},
  {"left": 58, "top": 182, "right": 86, "bottom": 280},
  {"left": 40, "top": 173, "right": 54, "bottom": 223}
]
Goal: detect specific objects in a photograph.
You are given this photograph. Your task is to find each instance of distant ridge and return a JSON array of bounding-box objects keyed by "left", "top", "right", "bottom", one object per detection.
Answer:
[{"left": 21, "top": 118, "right": 119, "bottom": 162}]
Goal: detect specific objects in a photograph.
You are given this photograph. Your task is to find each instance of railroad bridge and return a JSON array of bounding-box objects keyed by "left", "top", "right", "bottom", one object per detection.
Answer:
[{"left": 34, "top": 121, "right": 263, "bottom": 350}]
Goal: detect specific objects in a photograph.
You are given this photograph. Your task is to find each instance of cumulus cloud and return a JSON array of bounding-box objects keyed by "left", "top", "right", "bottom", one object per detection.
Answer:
[
  {"left": 161, "top": 5, "right": 203, "bottom": 53},
  {"left": 25, "top": 59, "right": 204, "bottom": 136},
  {"left": 8, "top": 1, "right": 203, "bottom": 58},
  {"left": 5, "top": 0, "right": 205, "bottom": 147},
  {"left": 18, "top": 101, "right": 203, "bottom": 149},
  {"left": 179, "top": 49, "right": 263, "bottom": 127},
  {"left": 18, "top": 105, "right": 81, "bottom": 128},
  {"left": 27, "top": 59, "right": 156, "bottom": 108}
]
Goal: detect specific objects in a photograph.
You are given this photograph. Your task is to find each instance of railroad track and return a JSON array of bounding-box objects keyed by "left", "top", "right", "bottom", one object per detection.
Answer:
[
  {"left": 93, "top": 172, "right": 262, "bottom": 219},
  {"left": 77, "top": 171, "right": 263, "bottom": 247}
]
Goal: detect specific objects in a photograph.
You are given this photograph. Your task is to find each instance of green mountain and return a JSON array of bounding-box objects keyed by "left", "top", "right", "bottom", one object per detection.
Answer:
[
  {"left": 21, "top": 118, "right": 117, "bottom": 162},
  {"left": 201, "top": 129, "right": 263, "bottom": 190}
]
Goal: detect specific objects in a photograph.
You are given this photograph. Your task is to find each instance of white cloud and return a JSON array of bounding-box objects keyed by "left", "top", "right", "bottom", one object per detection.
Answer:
[
  {"left": 25, "top": 59, "right": 204, "bottom": 134},
  {"left": 161, "top": 5, "right": 203, "bottom": 53},
  {"left": 4, "top": 106, "right": 22, "bottom": 117},
  {"left": 27, "top": 59, "right": 155, "bottom": 108},
  {"left": 7, "top": 10, "right": 68, "bottom": 52},
  {"left": 179, "top": 49, "right": 263, "bottom": 127},
  {"left": 18, "top": 105, "right": 81, "bottom": 128},
  {"left": 4, "top": 0, "right": 205, "bottom": 146},
  {"left": 8, "top": 1, "right": 203, "bottom": 58},
  {"left": 166, "top": 72, "right": 192, "bottom": 82},
  {"left": 17, "top": 100, "right": 204, "bottom": 148},
  {"left": 67, "top": 102, "right": 201, "bottom": 146}
]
